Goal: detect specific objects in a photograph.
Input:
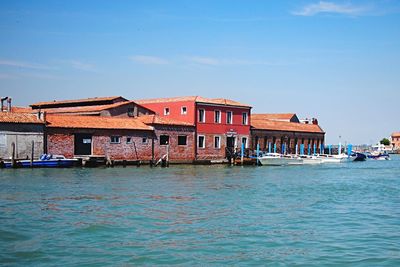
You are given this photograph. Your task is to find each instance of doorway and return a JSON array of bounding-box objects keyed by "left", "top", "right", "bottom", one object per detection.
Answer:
[
  {"left": 74, "top": 133, "right": 92, "bottom": 155},
  {"left": 226, "top": 136, "right": 235, "bottom": 159}
]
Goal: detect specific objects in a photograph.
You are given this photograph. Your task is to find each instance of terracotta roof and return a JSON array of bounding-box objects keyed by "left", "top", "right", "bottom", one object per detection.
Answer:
[
  {"left": 136, "top": 96, "right": 251, "bottom": 108},
  {"left": 392, "top": 132, "right": 400, "bottom": 137},
  {"left": 252, "top": 113, "right": 297, "bottom": 121},
  {"left": 0, "top": 112, "right": 44, "bottom": 124},
  {"left": 137, "top": 114, "right": 194, "bottom": 126},
  {"left": 46, "top": 115, "right": 153, "bottom": 131},
  {"left": 251, "top": 119, "right": 324, "bottom": 133},
  {"left": 30, "top": 96, "right": 126, "bottom": 108},
  {"left": 37, "top": 101, "right": 135, "bottom": 114},
  {"left": 0, "top": 106, "right": 33, "bottom": 113}
]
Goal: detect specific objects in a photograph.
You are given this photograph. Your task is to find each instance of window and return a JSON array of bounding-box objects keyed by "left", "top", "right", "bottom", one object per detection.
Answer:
[
  {"left": 178, "top": 135, "right": 187, "bottom": 145},
  {"left": 242, "top": 112, "right": 248, "bottom": 125},
  {"left": 164, "top": 107, "right": 170, "bottom": 115},
  {"left": 198, "top": 109, "right": 205, "bottom": 122},
  {"left": 181, "top": 106, "right": 187, "bottom": 115},
  {"left": 214, "top": 136, "right": 221, "bottom": 149},
  {"left": 227, "top": 111, "right": 232, "bottom": 124},
  {"left": 110, "top": 136, "right": 121, "bottom": 144},
  {"left": 198, "top": 135, "right": 205, "bottom": 148},
  {"left": 142, "top": 137, "right": 147, "bottom": 144},
  {"left": 127, "top": 108, "right": 134, "bottom": 117},
  {"left": 214, "top": 110, "right": 221, "bottom": 123},
  {"left": 242, "top": 137, "right": 248, "bottom": 148},
  {"left": 126, "top": 137, "right": 132, "bottom": 144},
  {"left": 160, "top": 135, "right": 169, "bottom": 145}
]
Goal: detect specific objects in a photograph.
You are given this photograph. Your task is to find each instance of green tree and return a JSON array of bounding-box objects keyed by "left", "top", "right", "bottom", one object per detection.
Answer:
[{"left": 380, "top": 138, "right": 390, "bottom": 146}]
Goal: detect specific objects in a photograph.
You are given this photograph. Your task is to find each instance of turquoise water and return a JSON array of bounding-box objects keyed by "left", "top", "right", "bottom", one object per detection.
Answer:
[{"left": 1, "top": 156, "right": 400, "bottom": 266}]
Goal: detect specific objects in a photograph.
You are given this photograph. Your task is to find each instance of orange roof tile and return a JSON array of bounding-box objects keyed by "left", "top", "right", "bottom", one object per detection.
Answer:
[
  {"left": 136, "top": 96, "right": 251, "bottom": 108},
  {"left": 0, "top": 106, "right": 34, "bottom": 113},
  {"left": 137, "top": 114, "right": 194, "bottom": 126},
  {"left": 0, "top": 112, "right": 44, "bottom": 124},
  {"left": 252, "top": 113, "right": 297, "bottom": 121},
  {"left": 392, "top": 132, "right": 400, "bottom": 137},
  {"left": 38, "top": 101, "right": 135, "bottom": 114},
  {"left": 251, "top": 119, "right": 324, "bottom": 133},
  {"left": 46, "top": 115, "right": 153, "bottom": 131},
  {"left": 30, "top": 96, "right": 126, "bottom": 108}
]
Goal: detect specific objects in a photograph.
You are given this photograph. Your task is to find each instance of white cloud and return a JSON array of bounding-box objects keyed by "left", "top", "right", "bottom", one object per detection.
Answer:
[
  {"left": 68, "top": 60, "right": 96, "bottom": 72},
  {"left": 130, "top": 55, "right": 169, "bottom": 65},
  {"left": 187, "top": 56, "right": 220, "bottom": 66},
  {"left": 292, "top": 1, "right": 368, "bottom": 16},
  {"left": 186, "top": 56, "right": 289, "bottom": 67},
  {"left": 0, "top": 59, "right": 53, "bottom": 70}
]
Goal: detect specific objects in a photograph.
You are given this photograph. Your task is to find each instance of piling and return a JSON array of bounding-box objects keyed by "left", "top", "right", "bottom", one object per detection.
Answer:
[
  {"left": 30, "top": 140, "right": 34, "bottom": 167},
  {"left": 11, "top": 142, "right": 16, "bottom": 168}
]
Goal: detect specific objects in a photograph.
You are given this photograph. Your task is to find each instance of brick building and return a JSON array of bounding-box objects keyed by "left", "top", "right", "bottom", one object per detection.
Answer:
[
  {"left": 251, "top": 113, "right": 325, "bottom": 154},
  {"left": 46, "top": 115, "right": 154, "bottom": 160},
  {"left": 391, "top": 132, "right": 400, "bottom": 150},
  {"left": 30, "top": 96, "right": 154, "bottom": 117},
  {"left": 136, "top": 96, "right": 252, "bottom": 160}
]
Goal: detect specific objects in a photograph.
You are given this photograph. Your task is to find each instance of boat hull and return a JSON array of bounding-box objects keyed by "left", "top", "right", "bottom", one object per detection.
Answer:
[{"left": 2, "top": 159, "right": 79, "bottom": 168}]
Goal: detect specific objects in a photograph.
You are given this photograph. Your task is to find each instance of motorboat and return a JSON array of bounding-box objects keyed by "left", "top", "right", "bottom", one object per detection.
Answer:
[
  {"left": 1, "top": 154, "right": 79, "bottom": 168},
  {"left": 258, "top": 153, "right": 302, "bottom": 166},
  {"left": 300, "top": 155, "right": 322, "bottom": 164},
  {"left": 318, "top": 154, "right": 349, "bottom": 163},
  {"left": 366, "top": 152, "right": 390, "bottom": 160}
]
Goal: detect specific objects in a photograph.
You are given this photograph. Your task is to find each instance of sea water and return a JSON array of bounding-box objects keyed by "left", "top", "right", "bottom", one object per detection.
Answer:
[{"left": 1, "top": 156, "right": 399, "bottom": 266}]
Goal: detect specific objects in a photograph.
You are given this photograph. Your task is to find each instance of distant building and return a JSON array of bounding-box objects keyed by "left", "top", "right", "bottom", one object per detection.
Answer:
[
  {"left": 136, "top": 96, "right": 252, "bottom": 160},
  {"left": 29, "top": 96, "right": 154, "bottom": 117},
  {"left": 391, "top": 132, "right": 400, "bottom": 150},
  {"left": 0, "top": 112, "right": 45, "bottom": 160},
  {"left": 251, "top": 113, "right": 325, "bottom": 154}
]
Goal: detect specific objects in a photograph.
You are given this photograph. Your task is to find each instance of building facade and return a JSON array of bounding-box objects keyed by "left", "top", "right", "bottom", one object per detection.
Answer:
[
  {"left": 136, "top": 96, "right": 252, "bottom": 160},
  {"left": 251, "top": 114, "right": 325, "bottom": 154},
  {"left": 391, "top": 132, "right": 400, "bottom": 150},
  {"left": 0, "top": 112, "right": 45, "bottom": 160}
]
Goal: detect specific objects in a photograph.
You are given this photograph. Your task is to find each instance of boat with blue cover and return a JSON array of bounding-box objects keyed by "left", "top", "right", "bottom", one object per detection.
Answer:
[{"left": 1, "top": 154, "right": 79, "bottom": 168}]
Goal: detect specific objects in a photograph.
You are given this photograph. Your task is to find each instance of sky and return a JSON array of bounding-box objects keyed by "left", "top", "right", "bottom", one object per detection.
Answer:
[{"left": 0, "top": 0, "right": 399, "bottom": 145}]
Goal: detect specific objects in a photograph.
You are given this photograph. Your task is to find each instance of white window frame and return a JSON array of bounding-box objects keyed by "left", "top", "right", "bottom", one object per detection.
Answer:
[
  {"left": 164, "top": 107, "right": 170, "bottom": 115},
  {"left": 142, "top": 137, "right": 147, "bottom": 144},
  {"left": 110, "top": 136, "right": 121, "bottom": 144},
  {"left": 181, "top": 106, "right": 187, "bottom": 115},
  {"left": 214, "top": 110, "right": 221, "bottom": 124},
  {"left": 214, "top": 135, "right": 221, "bottom": 149},
  {"left": 241, "top": 137, "right": 248, "bottom": 148},
  {"left": 242, "top": 112, "right": 248, "bottom": 125},
  {"left": 198, "top": 109, "right": 205, "bottom": 123},
  {"left": 198, "top": 135, "right": 205, "bottom": 148},
  {"left": 226, "top": 111, "right": 233, "bottom": 124},
  {"left": 126, "top": 136, "right": 133, "bottom": 144}
]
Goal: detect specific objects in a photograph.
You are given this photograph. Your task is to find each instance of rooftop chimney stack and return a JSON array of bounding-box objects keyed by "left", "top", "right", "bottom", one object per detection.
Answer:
[
  {"left": 1, "top": 97, "right": 9, "bottom": 112},
  {"left": 7, "top": 97, "right": 12, "bottom": 112}
]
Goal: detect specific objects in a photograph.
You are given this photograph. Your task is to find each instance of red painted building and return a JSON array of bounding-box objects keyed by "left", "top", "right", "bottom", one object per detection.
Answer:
[{"left": 136, "top": 96, "right": 252, "bottom": 160}]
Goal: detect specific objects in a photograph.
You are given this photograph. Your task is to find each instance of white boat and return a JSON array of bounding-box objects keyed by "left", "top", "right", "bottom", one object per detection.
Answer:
[
  {"left": 318, "top": 154, "right": 349, "bottom": 163},
  {"left": 300, "top": 155, "right": 322, "bottom": 164},
  {"left": 258, "top": 153, "right": 302, "bottom": 166}
]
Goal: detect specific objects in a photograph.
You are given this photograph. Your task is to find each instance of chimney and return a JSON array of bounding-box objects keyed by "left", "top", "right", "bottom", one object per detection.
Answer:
[
  {"left": 1, "top": 97, "right": 8, "bottom": 112},
  {"left": 42, "top": 111, "right": 47, "bottom": 123},
  {"left": 7, "top": 97, "right": 12, "bottom": 112}
]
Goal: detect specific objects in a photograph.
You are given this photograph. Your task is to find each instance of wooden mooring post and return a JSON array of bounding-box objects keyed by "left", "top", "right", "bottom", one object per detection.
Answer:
[
  {"left": 11, "top": 142, "right": 16, "bottom": 168},
  {"left": 30, "top": 140, "right": 34, "bottom": 167}
]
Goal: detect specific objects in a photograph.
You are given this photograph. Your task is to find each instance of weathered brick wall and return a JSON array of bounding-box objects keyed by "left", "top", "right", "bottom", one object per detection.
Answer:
[
  {"left": 46, "top": 127, "right": 195, "bottom": 162},
  {"left": 47, "top": 133, "right": 74, "bottom": 158},
  {"left": 153, "top": 125, "right": 195, "bottom": 161}
]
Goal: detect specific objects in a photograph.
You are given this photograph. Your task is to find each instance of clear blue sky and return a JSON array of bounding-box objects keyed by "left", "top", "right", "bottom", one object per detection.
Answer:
[{"left": 1, "top": 0, "right": 399, "bottom": 144}]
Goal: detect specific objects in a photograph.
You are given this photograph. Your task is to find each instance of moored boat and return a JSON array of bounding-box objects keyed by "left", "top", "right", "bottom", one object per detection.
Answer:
[
  {"left": 258, "top": 153, "right": 302, "bottom": 166},
  {"left": 1, "top": 154, "right": 79, "bottom": 168},
  {"left": 300, "top": 155, "right": 322, "bottom": 164}
]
